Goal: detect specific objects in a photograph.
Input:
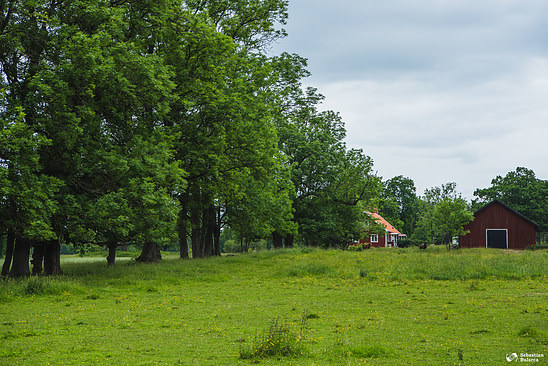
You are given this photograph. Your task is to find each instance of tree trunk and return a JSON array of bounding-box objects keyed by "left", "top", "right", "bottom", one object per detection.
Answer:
[
  {"left": 214, "top": 207, "right": 221, "bottom": 256},
  {"left": 9, "top": 237, "right": 31, "bottom": 277},
  {"left": 191, "top": 203, "right": 202, "bottom": 258},
  {"left": 178, "top": 196, "right": 189, "bottom": 259},
  {"left": 190, "top": 186, "right": 203, "bottom": 259},
  {"left": 31, "top": 242, "right": 45, "bottom": 275},
  {"left": 106, "top": 243, "right": 116, "bottom": 266},
  {"left": 136, "top": 242, "right": 162, "bottom": 262},
  {"left": 44, "top": 240, "right": 63, "bottom": 275},
  {"left": 272, "top": 231, "right": 283, "bottom": 249},
  {"left": 1, "top": 229, "right": 15, "bottom": 276},
  {"left": 203, "top": 205, "right": 215, "bottom": 257},
  {"left": 285, "top": 235, "right": 294, "bottom": 248}
]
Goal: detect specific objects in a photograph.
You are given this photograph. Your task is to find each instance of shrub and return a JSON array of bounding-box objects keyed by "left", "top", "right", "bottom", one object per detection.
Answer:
[
  {"left": 347, "top": 243, "right": 363, "bottom": 252},
  {"left": 359, "top": 268, "right": 377, "bottom": 280},
  {"left": 397, "top": 237, "right": 418, "bottom": 248},
  {"left": 23, "top": 278, "right": 62, "bottom": 296},
  {"left": 517, "top": 325, "right": 546, "bottom": 343},
  {"left": 60, "top": 244, "right": 76, "bottom": 255},
  {"left": 239, "top": 314, "right": 308, "bottom": 360}
]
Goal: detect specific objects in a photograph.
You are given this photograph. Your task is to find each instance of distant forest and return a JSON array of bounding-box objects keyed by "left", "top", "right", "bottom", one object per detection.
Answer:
[{"left": 1, "top": 1, "right": 547, "bottom": 276}]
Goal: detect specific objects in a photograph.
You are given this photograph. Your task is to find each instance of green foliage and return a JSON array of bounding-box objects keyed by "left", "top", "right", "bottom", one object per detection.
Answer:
[
  {"left": 412, "top": 183, "right": 473, "bottom": 245},
  {"left": 348, "top": 243, "right": 364, "bottom": 251},
  {"left": 379, "top": 175, "right": 419, "bottom": 236},
  {"left": 271, "top": 53, "right": 380, "bottom": 247},
  {"left": 1, "top": 0, "right": 382, "bottom": 266},
  {"left": 396, "top": 237, "right": 419, "bottom": 248}
]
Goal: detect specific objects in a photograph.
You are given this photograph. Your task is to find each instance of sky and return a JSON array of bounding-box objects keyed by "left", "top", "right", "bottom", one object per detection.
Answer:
[{"left": 270, "top": 0, "right": 548, "bottom": 199}]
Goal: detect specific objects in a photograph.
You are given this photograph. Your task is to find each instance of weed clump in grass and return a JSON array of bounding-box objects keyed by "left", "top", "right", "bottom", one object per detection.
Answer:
[
  {"left": 359, "top": 268, "right": 377, "bottom": 280},
  {"left": 23, "top": 278, "right": 61, "bottom": 296},
  {"left": 239, "top": 316, "right": 308, "bottom": 360},
  {"left": 328, "top": 339, "right": 391, "bottom": 360},
  {"left": 287, "top": 263, "right": 333, "bottom": 277},
  {"left": 517, "top": 326, "right": 547, "bottom": 344}
]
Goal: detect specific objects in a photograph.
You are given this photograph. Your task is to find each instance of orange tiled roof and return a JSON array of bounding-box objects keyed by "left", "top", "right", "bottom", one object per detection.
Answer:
[{"left": 366, "top": 212, "right": 402, "bottom": 235}]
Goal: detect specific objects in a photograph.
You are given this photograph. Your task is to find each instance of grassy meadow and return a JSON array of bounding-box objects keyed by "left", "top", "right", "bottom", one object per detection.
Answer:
[{"left": 0, "top": 247, "right": 547, "bottom": 365}]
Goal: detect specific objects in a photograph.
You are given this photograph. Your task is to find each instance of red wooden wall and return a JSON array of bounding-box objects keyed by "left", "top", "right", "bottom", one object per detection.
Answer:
[{"left": 460, "top": 201, "right": 537, "bottom": 250}]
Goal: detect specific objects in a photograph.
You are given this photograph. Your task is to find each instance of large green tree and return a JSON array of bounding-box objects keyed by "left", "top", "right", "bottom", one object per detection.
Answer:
[
  {"left": 271, "top": 53, "right": 380, "bottom": 247},
  {"left": 379, "top": 176, "right": 419, "bottom": 236},
  {"left": 1, "top": 0, "right": 185, "bottom": 270},
  {"left": 412, "top": 183, "right": 473, "bottom": 246},
  {"left": 157, "top": 1, "right": 293, "bottom": 258}
]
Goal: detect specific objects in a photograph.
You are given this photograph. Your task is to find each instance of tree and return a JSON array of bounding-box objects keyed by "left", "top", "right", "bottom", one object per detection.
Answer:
[
  {"left": 380, "top": 176, "right": 419, "bottom": 236},
  {"left": 1, "top": 0, "right": 185, "bottom": 270},
  {"left": 434, "top": 197, "right": 473, "bottom": 250},
  {"left": 0, "top": 114, "right": 61, "bottom": 276},
  {"left": 158, "top": 2, "right": 293, "bottom": 258},
  {"left": 271, "top": 54, "right": 380, "bottom": 247},
  {"left": 0, "top": 1, "right": 64, "bottom": 276},
  {"left": 412, "top": 183, "right": 473, "bottom": 247}
]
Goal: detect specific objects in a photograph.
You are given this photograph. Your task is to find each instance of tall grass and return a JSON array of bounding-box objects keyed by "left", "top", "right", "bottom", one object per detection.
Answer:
[
  {"left": 354, "top": 247, "right": 547, "bottom": 281},
  {"left": 0, "top": 247, "right": 546, "bottom": 365}
]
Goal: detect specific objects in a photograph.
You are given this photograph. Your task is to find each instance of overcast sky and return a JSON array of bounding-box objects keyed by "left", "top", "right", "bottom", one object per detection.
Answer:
[{"left": 270, "top": 0, "right": 548, "bottom": 199}]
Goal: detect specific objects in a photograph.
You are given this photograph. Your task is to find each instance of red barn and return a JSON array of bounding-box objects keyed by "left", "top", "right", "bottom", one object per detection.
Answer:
[
  {"left": 459, "top": 199, "right": 538, "bottom": 250},
  {"left": 359, "top": 212, "right": 405, "bottom": 248}
]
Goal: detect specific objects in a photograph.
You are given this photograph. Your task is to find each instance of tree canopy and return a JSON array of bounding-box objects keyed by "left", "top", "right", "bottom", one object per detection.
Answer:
[{"left": 1, "top": 0, "right": 379, "bottom": 274}]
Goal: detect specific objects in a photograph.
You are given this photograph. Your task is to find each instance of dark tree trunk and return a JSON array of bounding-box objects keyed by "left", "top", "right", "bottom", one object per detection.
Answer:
[
  {"left": 272, "top": 231, "right": 283, "bottom": 249},
  {"left": 9, "top": 237, "right": 31, "bottom": 277},
  {"left": 43, "top": 240, "right": 62, "bottom": 275},
  {"left": 203, "top": 205, "right": 215, "bottom": 257},
  {"left": 1, "top": 229, "right": 15, "bottom": 276},
  {"left": 31, "top": 242, "right": 45, "bottom": 275},
  {"left": 106, "top": 243, "right": 116, "bottom": 266},
  {"left": 214, "top": 207, "right": 221, "bottom": 256},
  {"left": 190, "top": 186, "right": 203, "bottom": 259},
  {"left": 178, "top": 195, "right": 189, "bottom": 259},
  {"left": 136, "top": 242, "right": 162, "bottom": 262},
  {"left": 191, "top": 203, "right": 202, "bottom": 258},
  {"left": 285, "top": 235, "right": 294, "bottom": 248}
]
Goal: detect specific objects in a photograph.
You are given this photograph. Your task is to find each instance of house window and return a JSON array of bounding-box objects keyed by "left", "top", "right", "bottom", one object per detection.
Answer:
[
  {"left": 390, "top": 234, "right": 397, "bottom": 243},
  {"left": 371, "top": 234, "right": 378, "bottom": 243}
]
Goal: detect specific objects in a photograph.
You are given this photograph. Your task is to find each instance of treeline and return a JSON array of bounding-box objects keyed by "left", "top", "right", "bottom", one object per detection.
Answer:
[
  {"left": 0, "top": 0, "right": 381, "bottom": 276},
  {"left": 376, "top": 167, "right": 548, "bottom": 246}
]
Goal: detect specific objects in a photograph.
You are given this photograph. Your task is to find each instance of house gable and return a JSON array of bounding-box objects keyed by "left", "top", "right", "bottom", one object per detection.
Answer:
[{"left": 360, "top": 212, "right": 404, "bottom": 247}]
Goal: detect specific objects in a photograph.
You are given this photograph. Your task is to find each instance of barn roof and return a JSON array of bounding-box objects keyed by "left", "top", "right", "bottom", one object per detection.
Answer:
[
  {"left": 365, "top": 212, "right": 402, "bottom": 235},
  {"left": 475, "top": 199, "right": 539, "bottom": 229}
]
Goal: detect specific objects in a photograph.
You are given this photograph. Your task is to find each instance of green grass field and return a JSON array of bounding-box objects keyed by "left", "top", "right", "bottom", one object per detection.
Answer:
[{"left": 1, "top": 247, "right": 547, "bottom": 365}]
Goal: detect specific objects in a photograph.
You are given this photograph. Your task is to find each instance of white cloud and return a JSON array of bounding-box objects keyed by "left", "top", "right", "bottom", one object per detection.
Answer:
[{"left": 308, "top": 56, "right": 548, "bottom": 198}]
